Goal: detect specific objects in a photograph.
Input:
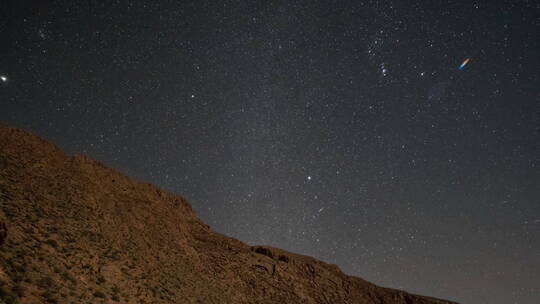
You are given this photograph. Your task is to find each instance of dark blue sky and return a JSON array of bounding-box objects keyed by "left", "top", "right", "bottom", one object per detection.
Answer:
[{"left": 1, "top": 1, "right": 539, "bottom": 303}]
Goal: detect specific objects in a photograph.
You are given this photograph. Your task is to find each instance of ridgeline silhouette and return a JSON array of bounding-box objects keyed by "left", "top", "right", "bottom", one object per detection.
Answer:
[{"left": 0, "top": 122, "right": 457, "bottom": 304}]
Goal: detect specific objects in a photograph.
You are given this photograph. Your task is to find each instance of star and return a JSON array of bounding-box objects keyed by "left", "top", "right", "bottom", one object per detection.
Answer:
[
  {"left": 38, "top": 29, "right": 47, "bottom": 40},
  {"left": 380, "top": 63, "right": 387, "bottom": 77},
  {"left": 0, "top": 75, "right": 7, "bottom": 83},
  {"left": 307, "top": 176, "right": 312, "bottom": 181}
]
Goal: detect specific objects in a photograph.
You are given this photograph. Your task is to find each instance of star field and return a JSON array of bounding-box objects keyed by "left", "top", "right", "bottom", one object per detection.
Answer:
[{"left": 1, "top": 1, "right": 539, "bottom": 303}]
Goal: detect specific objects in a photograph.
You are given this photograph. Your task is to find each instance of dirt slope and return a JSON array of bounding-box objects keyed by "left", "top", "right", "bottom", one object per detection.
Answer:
[{"left": 0, "top": 122, "right": 458, "bottom": 304}]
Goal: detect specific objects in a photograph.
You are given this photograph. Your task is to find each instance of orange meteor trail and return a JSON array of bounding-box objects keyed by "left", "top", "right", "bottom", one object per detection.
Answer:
[{"left": 459, "top": 58, "right": 471, "bottom": 69}]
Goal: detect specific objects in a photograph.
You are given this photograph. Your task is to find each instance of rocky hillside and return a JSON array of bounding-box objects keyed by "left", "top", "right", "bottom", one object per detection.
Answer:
[{"left": 0, "top": 122, "right": 458, "bottom": 304}]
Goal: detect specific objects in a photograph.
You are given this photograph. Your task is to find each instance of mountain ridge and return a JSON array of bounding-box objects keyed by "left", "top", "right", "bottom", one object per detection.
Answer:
[{"left": 0, "top": 121, "right": 458, "bottom": 304}]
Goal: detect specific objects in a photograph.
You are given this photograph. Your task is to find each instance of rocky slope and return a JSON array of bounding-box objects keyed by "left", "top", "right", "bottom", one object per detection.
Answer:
[{"left": 0, "top": 122, "right": 458, "bottom": 304}]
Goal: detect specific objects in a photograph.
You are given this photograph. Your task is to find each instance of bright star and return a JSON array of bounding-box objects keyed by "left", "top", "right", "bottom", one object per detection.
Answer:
[
  {"left": 0, "top": 75, "right": 7, "bottom": 83},
  {"left": 380, "top": 63, "right": 387, "bottom": 77},
  {"left": 307, "top": 176, "right": 312, "bottom": 181}
]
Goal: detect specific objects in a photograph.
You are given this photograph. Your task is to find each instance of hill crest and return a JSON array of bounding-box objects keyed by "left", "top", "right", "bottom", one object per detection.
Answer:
[{"left": 0, "top": 121, "right": 457, "bottom": 304}]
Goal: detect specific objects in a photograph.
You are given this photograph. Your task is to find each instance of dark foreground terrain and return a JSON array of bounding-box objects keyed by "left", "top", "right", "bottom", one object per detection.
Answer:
[{"left": 0, "top": 122, "right": 457, "bottom": 303}]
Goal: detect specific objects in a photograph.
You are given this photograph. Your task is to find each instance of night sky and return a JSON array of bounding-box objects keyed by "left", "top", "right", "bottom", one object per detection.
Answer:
[{"left": 1, "top": 1, "right": 539, "bottom": 303}]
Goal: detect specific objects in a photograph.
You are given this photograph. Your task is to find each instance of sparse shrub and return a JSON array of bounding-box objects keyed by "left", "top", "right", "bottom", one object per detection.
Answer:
[
  {"left": 93, "top": 291, "right": 106, "bottom": 299},
  {"left": 13, "top": 284, "right": 25, "bottom": 297},
  {"left": 45, "top": 239, "right": 59, "bottom": 248},
  {"left": 96, "top": 275, "right": 105, "bottom": 284},
  {"left": 5, "top": 258, "right": 15, "bottom": 268},
  {"left": 11, "top": 273, "right": 23, "bottom": 283},
  {"left": 61, "top": 272, "right": 76, "bottom": 285},
  {"left": 15, "top": 264, "right": 27, "bottom": 275},
  {"left": 47, "top": 226, "right": 60, "bottom": 234},
  {"left": 42, "top": 290, "right": 58, "bottom": 303},
  {"left": 0, "top": 285, "right": 16, "bottom": 302},
  {"left": 15, "top": 250, "right": 25, "bottom": 259},
  {"left": 111, "top": 294, "right": 120, "bottom": 301},
  {"left": 38, "top": 276, "right": 54, "bottom": 288},
  {"left": 111, "top": 286, "right": 120, "bottom": 296}
]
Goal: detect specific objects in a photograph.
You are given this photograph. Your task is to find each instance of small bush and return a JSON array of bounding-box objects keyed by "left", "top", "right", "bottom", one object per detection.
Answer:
[
  {"left": 0, "top": 285, "right": 16, "bottom": 301},
  {"left": 62, "top": 272, "right": 77, "bottom": 285},
  {"left": 13, "top": 263, "right": 27, "bottom": 274},
  {"left": 42, "top": 290, "right": 58, "bottom": 303},
  {"left": 11, "top": 273, "right": 23, "bottom": 283},
  {"left": 45, "top": 239, "right": 59, "bottom": 248},
  {"left": 38, "top": 276, "right": 54, "bottom": 288},
  {"left": 93, "top": 290, "right": 106, "bottom": 299},
  {"left": 13, "top": 284, "right": 25, "bottom": 297}
]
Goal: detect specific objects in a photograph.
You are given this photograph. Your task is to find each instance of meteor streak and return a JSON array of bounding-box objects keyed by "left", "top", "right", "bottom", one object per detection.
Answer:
[{"left": 459, "top": 58, "right": 470, "bottom": 69}]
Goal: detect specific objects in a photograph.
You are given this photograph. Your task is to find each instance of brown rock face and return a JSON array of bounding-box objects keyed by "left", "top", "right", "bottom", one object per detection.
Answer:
[{"left": 0, "top": 121, "right": 458, "bottom": 304}]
